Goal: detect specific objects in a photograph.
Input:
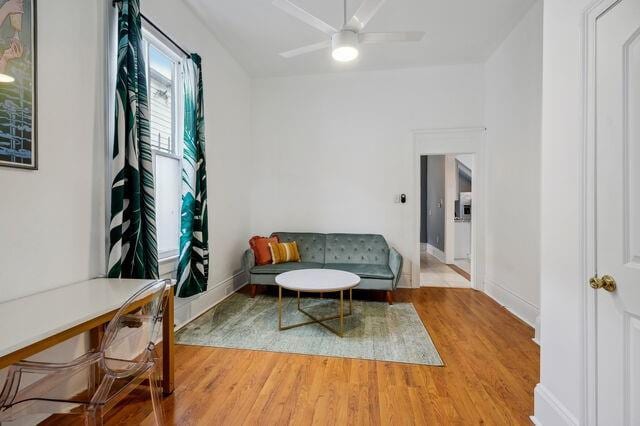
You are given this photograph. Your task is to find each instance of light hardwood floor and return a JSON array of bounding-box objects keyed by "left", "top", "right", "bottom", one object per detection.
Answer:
[
  {"left": 47, "top": 287, "right": 539, "bottom": 425},
  {"left": 420, "top": 253, "right": 471, "bottom": 288}
]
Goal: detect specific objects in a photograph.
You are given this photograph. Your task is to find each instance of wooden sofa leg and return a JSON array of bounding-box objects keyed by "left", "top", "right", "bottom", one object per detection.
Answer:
[
  {"left": 386, "top": 290, "right": 394, "bottom": 305},
  {"left": 250, "top": 284, "right": 257, "bottom": 298}
]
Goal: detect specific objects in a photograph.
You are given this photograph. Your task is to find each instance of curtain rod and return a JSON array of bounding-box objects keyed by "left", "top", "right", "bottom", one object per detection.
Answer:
[
  {"left": 112, "top": 0, "right": 191, "bottom": 58},
  {"left": 141, "top": 14, "right": 191, "bottom": 58}
]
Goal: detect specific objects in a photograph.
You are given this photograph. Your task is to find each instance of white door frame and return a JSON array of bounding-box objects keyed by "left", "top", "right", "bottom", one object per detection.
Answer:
[
  {"left": 581, "top": 0, "right": 622, "bottom": 424},
  {"left": 412, "top": 127, "right": 486, "bottom": 290}
]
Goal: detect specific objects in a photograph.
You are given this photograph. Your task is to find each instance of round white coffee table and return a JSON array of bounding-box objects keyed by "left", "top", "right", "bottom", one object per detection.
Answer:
[{"left": 275, "top": 269, "right": 360, "bottom": 337}]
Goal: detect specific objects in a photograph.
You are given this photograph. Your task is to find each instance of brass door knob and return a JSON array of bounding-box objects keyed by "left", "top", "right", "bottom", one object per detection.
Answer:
[{"left": 589, "top": 275, "right": 617, "bottom": 292}]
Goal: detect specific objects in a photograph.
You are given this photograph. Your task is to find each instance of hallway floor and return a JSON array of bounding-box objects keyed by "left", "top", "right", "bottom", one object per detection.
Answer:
[{"left": 420, "top": 252, "right": 470, "bottom": 288}]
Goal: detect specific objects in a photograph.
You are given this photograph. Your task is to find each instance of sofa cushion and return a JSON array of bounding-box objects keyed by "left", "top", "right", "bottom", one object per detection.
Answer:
[
  {"left": 324, "top": 234, "right": 389, "bottom": 265},
  {"left": 249, "top": 235, "right": 279, "bottom": 265},
  {"left": 269, "top": 241, "right": 301, "bottom": 264},
  {"left": 251, "top": 262, "right": 324, "bottom": 275},
  {"left": 324, "top": 263, "right": 394, "bottom": 280},
  {"left": 272, "top": 232, "right": 326, "bottom": 263}
]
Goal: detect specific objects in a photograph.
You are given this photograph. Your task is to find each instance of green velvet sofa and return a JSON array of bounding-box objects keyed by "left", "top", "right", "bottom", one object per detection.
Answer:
[{"left": 242, "top": 232, "right": 403, "bottom": 304}]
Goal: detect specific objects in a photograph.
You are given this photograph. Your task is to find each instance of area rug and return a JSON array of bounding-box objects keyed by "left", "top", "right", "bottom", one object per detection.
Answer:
[{"left": 176, "top": 293, "right": 444, "bottom": 366}]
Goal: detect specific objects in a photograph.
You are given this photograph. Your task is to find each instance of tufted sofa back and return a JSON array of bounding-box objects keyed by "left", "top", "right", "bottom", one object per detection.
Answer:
[
  {"left": 270, "top": 232, "right": 391, "bottom": 265},
  {"left": 324, "top": 233, "right": 389, "bottom": 265},
  {"left": 272, "top": 232, "right": 326, "bottom": 263}
]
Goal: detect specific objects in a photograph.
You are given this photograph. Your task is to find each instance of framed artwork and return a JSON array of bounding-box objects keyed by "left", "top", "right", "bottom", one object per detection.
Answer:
[{"left": 0, "top": 0, "right": 36, "bottom": 170}]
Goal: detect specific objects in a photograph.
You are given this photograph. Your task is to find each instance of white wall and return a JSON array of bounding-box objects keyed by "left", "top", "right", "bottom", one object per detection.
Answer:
[
  {"left": 483, "top": 1, "right": 543, "bottom": 326},
  {"left": 0, "top": 0, "right": 107, "bottom": 395},
  {"left": 535, "top": 0, "right": 593, "bottom": 424},
  {"left": 0, "top": 0, "right": 252, "bottom": 317},
  {"left": 0, "top": 0, "right": 107, "bottom": 303},
  {"left": 250, "top": 64, "right": 485, "bottom": 284}
]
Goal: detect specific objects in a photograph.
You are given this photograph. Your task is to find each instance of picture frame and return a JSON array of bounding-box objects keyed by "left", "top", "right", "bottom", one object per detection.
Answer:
[{"left": 0, "top": 0, "right": 37, "bottom": 170}]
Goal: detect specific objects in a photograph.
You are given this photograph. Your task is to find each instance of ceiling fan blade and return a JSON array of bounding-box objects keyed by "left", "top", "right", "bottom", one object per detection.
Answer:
[
  {"left": 273, "top": 0, "right": 337, "bottom": 35},
  {"left": 279, "top": 40, "right": 331, "bottom": 58},
  {"left": 346, "top": 0, "right": 387, "bottom": 31},
  {"left": 359, "top": 31, "right": 426, "bottom": 44}
]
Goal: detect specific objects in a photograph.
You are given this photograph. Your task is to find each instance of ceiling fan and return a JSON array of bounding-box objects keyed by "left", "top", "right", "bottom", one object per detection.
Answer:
[{"left": 273, "top": 0, "right": 425, "bottom": 62}]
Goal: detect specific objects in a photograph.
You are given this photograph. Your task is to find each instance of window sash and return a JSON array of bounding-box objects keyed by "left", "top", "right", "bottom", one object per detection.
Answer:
[
  {"left": 143, "top": 33, "right": 183, "bottom": 158},
  {"left": 153, "top": 149, "right": 181, "bottom": 260},
  {"left": 141, "top": 25, "right": 186, "bottom": 263}
]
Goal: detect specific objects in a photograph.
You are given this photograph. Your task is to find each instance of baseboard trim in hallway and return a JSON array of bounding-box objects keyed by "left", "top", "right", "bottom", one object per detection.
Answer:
[{"left": 447, "top": 263, "right": 471, "bottom": 280}]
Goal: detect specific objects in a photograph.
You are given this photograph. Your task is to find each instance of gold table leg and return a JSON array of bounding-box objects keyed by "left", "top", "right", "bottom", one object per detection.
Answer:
[
  {"left": 278, "top": 285, "right": 283, "bottom": 329},
  {"left": 339, "top": 290, "right": 344, "bottom": 337},
  {"left": 278, "top": 286, "right": 353, "bottom": 337},
  {"left": 350, "top": 288, "right": 353, "bottom": 314}
]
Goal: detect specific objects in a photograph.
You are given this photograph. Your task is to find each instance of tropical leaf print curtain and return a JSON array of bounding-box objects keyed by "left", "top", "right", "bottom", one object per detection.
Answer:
[
  {"left": 177, "top": 55, "right": 209, "bottom": 298},
  {"left": 108, "top": 0, "right": 159, "bottom": 279}
]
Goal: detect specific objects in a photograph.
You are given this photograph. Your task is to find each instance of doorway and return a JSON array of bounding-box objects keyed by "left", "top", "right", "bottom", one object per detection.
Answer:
[
  {"left": 419, "top": 154, "right": 473, "bottom": 287},
  {"left": 412, "top": 128, "right": 485, "bottom": 290}
]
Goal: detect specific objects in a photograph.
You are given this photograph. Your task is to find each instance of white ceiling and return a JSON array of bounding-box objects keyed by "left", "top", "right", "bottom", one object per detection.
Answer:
[{"left": 186, "top": 0, "right": 536, "bottom": 78}]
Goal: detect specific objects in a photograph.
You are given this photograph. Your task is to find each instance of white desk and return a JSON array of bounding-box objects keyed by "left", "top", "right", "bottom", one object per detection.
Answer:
[{"left": 0, "top": 278, "right": 175, "bottom": 394}]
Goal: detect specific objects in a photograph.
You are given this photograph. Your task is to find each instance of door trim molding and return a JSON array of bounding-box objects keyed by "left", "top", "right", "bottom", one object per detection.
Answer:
[
  {"left": 411, "top": 127, "right": 486, "bottom": 290},
  {"left": 581, "top": 1, "right": 622, "bottom": 424}
]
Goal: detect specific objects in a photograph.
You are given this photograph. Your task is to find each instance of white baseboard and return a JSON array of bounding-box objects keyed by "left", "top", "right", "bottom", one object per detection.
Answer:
[
  {"left": 174, "top": 271, "right": 248, "bottom": 330},
  {"left": 483, "top": 279, "right": 540, "bottom": 334},
  {"left": 425, "top": 243, "right": 446, "bottom": 263},
  {"left": 533, "top": 315, "right": 541, "bottom": 345},
  {"left": 397, "top": 268, "right": 413, "bottom": 288},
  {"left": 531, "top": 384, "right": 579, "bottom": 426},
  {"left": 158, "top": 256, "right": 178, "bottom": 278}
]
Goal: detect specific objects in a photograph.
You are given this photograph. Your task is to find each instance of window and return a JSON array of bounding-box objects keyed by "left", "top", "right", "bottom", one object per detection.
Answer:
[{"left": 142, "top": 28, "right": 184, "bottom": 261}]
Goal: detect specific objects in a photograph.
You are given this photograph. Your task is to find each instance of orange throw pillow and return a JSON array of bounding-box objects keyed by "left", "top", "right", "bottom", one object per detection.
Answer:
[{"left": 249, "top": 236, "right": 280, "bottom": 265}]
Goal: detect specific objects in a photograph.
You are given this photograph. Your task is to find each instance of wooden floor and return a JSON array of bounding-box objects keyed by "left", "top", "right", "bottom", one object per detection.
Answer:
[{"left": 52, "top": 287, "right": 539, "bottom": 425}]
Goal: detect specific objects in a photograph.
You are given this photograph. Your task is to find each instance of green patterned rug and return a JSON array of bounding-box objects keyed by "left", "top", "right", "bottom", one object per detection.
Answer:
[{"left": 176, "top": 293, "right": 443, "bottom": 366}]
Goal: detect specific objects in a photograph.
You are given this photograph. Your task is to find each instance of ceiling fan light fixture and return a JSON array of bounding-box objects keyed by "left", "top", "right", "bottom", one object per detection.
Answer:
[
  {"left": 332, "top": 46, "right": 359, "bottom": 62},
  {"left": 332, "top": 30, "right": 359, "bottom": 62}
]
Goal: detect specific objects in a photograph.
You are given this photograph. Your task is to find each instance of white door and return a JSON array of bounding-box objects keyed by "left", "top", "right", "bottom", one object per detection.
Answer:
[{"left": 595, "top": 0, "right": 640, "bottom": 424}]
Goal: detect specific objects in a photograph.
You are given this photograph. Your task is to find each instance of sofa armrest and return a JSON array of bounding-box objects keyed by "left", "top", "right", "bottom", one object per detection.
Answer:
[
  {"left": 242, "top": 249, "right": 255, "bottom": 272},
  {"left": 389, "top": 247, "right": 403, "bottom": 289}
]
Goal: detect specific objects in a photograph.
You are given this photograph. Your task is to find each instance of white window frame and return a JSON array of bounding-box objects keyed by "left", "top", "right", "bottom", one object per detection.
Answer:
[{"left": 142, "top": 25, "right": 185, "bottom": 264}]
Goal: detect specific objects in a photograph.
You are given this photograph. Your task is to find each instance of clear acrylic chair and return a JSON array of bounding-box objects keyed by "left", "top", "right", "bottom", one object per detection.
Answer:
[{"left": 0, "top": 279, "right": 170, "bottom": 425}]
